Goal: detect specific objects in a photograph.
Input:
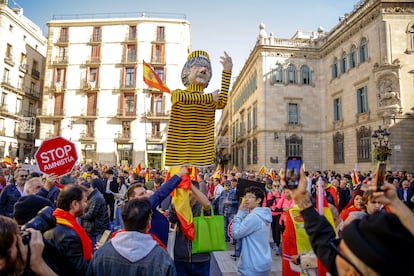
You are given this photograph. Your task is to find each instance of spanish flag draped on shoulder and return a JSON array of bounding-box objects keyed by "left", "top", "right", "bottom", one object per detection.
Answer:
[{"left": 143, "top": 60, "right": 170, "bottom": 93}]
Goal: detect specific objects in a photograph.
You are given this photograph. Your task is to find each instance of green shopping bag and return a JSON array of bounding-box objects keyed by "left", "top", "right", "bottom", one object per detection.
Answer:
[{"left": 191, "top": 208, "right": 227, "bottom": 254}]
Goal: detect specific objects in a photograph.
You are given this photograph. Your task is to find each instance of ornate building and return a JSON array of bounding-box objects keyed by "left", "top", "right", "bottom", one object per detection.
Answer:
[
  {"left": 217, "top": 0, "right": 414, "bottom": 173},
  {"left": 0, "top": 0, "right": 46, "bottom": 162},
  {"left": 39, "top": 13, "right": 191, "bottom": 167}
]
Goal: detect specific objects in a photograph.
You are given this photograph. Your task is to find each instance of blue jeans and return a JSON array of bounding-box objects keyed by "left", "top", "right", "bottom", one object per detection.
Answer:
[
  {"left": 224, "top": 214, "right": 235, "bottom": 241},
  {"left": 174, "top": 260, "right": 210, "bottom": 276}
]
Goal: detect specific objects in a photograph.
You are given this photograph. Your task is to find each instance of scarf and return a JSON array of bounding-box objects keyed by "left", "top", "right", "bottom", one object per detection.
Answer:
[{"left": 53, "top": 208, "right": 92, "bottom": 260}]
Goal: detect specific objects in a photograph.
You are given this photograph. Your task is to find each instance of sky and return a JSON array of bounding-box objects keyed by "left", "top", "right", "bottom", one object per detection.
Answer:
[{"left": 10, "top": 0, "right": 358, "bottom": 91}]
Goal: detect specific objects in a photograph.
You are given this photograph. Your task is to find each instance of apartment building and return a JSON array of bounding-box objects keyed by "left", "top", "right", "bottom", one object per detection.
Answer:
[
  {"left": 39, "top": 13, "right": 191, "bottom": 167},
  {"left": 217, "top": 0, "right": 414, "bottom": 173},
  {"left": 0, "top": 0, "right": 46, "bottom": 162}
]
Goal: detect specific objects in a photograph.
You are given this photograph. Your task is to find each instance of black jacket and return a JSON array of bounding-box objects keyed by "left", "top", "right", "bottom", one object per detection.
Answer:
[
  {"left": 301, "top": 207, "right": 338, "bottom": 276},
  {"left": 43, "top": 224, "right": 89, "bottom": 275},
  {"left": 81, "top": 189, "right": 110, "bottom": 237}
]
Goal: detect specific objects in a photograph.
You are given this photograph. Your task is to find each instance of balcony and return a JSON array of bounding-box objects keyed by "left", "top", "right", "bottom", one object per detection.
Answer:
[
  {"left": 4, "top": 55, "right": 15, "bottom": 67},
  {"left": 82, "top": 80, "right": 99, "bottom": 92},
  {"left": 55, "top": 37, "right": 69, "bottom": 45},
  {"left": 150, "top": 57, "right": 165, "bottom": 65},
  {"left": 52, "top": 56, "right": 69, "bottom": 65},
  {"left": 146, "top": 133, "right": 162, "bottom": 142},
  {"left": 115, "top": 109, "right": 137, "bottom": 120},
  {"left": 89, "top": 35, "right": 101, "bottom": 44},
  {"left": 31, "top": 69, "right": 40, "bottom": 80},
  {"left": 124, "top": 33, "right": 137, "bottom": 43},
  {"left": 36, "top": 108, "right": 66, "bottom": 119},
  {"left": 85, "top": 56, "right": 101, "bottom": 65},
  {"left": 25, "top": 87, "right": 41, "bottom": 99},
  {"left": 19, "top": 63, "right": 28, "bottom": 73},
  {"left": 114, "top": 131, "right": 131, "bottom": 142},
  {"left": 119, "top": 81, "right": 136, "bottom": 91},
  {"left": 79, "top": 132, "right": 95, "bottom": 141},
  {"left": 141, "top": 110, "right": 170, "bottom": 121},
  {"left": 74, "top": 108, "right": 99, "bottom": 118},
  {"left": 48, "top": 81, "right": 66, "bottom": 93},
  {"left": 121, "top": 54, "right": 137, "bottom": 64}
]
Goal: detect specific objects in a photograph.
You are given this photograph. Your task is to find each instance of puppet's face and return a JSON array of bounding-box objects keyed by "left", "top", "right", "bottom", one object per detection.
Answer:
[{"left": 187, "top": 59, "right": 211, "bottom": 87}]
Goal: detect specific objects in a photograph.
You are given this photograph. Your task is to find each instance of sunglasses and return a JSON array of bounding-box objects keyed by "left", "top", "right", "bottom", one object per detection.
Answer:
[{"left": 329, "top": 239, "right": 363, "bottom": 276}]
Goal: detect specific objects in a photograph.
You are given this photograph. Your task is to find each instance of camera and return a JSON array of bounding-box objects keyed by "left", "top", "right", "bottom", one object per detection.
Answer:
[{"left": 20, "top": 206, "right": 56, "bottom": 245}]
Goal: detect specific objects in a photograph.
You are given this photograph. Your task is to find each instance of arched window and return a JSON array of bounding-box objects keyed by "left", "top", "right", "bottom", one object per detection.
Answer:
[
  {"left": 359, "top": 37, "right": 368, "bottom": 63},
  {"left": 340, "top": 52, "right": 347, "bottom": 74},
  {"left": 287, "top": 64, "right": 297, "bottom": 84},
  {"left": 300, "top": 65, "right": 311, "bottom": 85},
  {"left": 356, "top": 126, "right": 371, "bottom": 162},
  {"left": 349, "top": 45, "right": 357, "bottom": 69},
  {"left": 331, "top": 58, "right": 338, "bottom": 79},
  {"left": 247, "top": 140, "right": 252, "bottom": 164},
  {"left": 271, "top": 64, "right": 283, "bottom": 84},
  {"left": 333, "top": 132, "right": 344, "bottom": 163},
  {"left": 253, "top": 138, "right": 258, "bottom": 164}
]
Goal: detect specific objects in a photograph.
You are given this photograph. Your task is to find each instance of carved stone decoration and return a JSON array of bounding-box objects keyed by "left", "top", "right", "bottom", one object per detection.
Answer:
[{"left": 377, "top": 74, "right": 401, "bottom": 108}]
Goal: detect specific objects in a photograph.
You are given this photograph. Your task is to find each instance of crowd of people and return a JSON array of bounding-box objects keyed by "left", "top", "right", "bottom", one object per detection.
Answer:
[{"left": 0, "top": 163, "right": 413, "bottom": 275}]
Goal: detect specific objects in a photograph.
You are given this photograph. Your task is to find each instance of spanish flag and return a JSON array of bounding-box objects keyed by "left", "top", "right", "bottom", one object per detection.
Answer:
[
  {"left": 190, "top": 167, "right": 198, "bottom": 182},
  {"left": 269, "top": 168, "right": 276, "bottom": 181},
  {"left": 143, "top": 60, "right": 170, "bottom": 93},
  {"left": 258, "top": 165, "right": 267, "bottom": 177},
  {"left": 145, "top": 168, "right": 149, "bottom": 182},
  {"left": 135, "top": 162, "right": 142, "bottom": 174},
  {"left": 170, "top": 167, "right": 194, "bottom": 240},
  {"left": 232, "top": 165, "right": 238, "bottom": 172}
]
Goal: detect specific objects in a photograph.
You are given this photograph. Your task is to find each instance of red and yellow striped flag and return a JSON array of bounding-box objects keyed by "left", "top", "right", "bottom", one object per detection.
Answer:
[{"left": 143, "top": 60, "right": 170, "bottom": 93}]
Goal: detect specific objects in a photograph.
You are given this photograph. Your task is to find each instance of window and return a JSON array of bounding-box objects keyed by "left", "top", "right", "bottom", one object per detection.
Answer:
[
  {"left": 91, "top": 45, "right": 100, "bottom": 59},
  {"left": 410, "top": 25, "right": 414, "bottom": 50},
  {"left": 331, "top": 58, "right": 338, "bottom": 79},
  {"left": 300, "top": 65, "right": 311, "bottom": 85},
  {"left": 156, "top": 26, "right": 165, "bottom": 41},
  {"left": 3, "top": 69, "right": 9, "bottom": 83},
  {"left": 86, "top": 120, "right": 94, "bottom": 137},
  {"left": 287, "top": 64, "right": 297, "bottom": 84},
  {"left": 247, "top": 140, "right": 251, "bottom": 165},
  {"left": 1, "top": 93, "right": 7, "bottom": 106},
  {"left": 152, "top": 95, "right": 163, "bottom": 114},
  {"left": 60, "top": 27, "right": 68, "bottom": 42},
  {"left": 340, "top": 52, "right": 347, "bottom": 74},
  {"left": 154, "top": 67, "right": 165, "bottom": 82},
  {"left": 252, "top": 138, "right": 258, "bottom": 164},
  {"left": 30, "top": 82, "right": 36, "bottom": 93},
  {"left": 333, "top": 97, "right": 342, "bottom": 121},
  {"left": 356, "top": 126, "right": 371, "bottom": 162},
  {"left": 288, "top": 103, "right": 299, "bottom": 125},
  {"left": 125, "top": 67, "right": 135, "bottom": 87},
  {"left": 56, "top": 68, "right": 65, "bottom": 83},
  {"left": 152, "top": 122, "right": 160, "bottom": 137},
  {"left": 285, "top": 135, "right": 302, "bottom": 157},
  {"left": 6, "top": 44, "right": 12, "bottom": 59},
  {"left": 128, "top": 26, "right": 137, "bottom": 40},
  {"left": 253, "top": 105, "right": 257, "bottom": 128},
  {"left": 271, "top": 64, "right": 283, "bottom": 84},
  {"left": 356, "top": 86, "right": 368, "bottom": 113},
  {"left": 124, "top": 94, "right": 135, "bottom": 114},
  {"left": 235, "top": 120, "right": 239, "bottom": 138},
  {"left": 87, "top": 93, "right": 97, "bottom": 116},
  {"left": 152, "top": 44, "right": 165, "bottom": 63},
  {"left": 359, "top": 38, "right": 368, "bottom": 63},
  {"left": 333, "top": 132, "right": 344, "bottom": 163},
  {"left": 93, "top": 27, "right": 101, "bottom": 42},
  {"left": 126, "top": 45, "right": 136, "bottom": 62},
  {"left": 58, "top": 47, "right": 68, "bottom": 62},
  {"left": 122, "top": 121, "right": 130, "bottom": 138},
  {"left": 232, "top": 124, "right": 236, "bottom": 142},
  {"left": 89, "top": 68, "right": 98, "bottom": 87},
  {"left": 28, "top": 103, "right": 34, "bottom": 116},
  {"left": 247, "top": 109, "right": 251, "bottom": 132},
  {"left": 349, "top": 45, "right": 357, "bottom": 69},
  {"left": 18, "top": 76, "right": 24, "bottom": 90},
  {"left": 16, "top": 98, "right": 22, "bottom": 114}
]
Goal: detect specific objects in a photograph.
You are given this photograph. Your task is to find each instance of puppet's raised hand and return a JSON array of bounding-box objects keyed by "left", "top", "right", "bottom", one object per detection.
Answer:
[{"left": 220, "top": 51, "right": 233, "bottom": 71}]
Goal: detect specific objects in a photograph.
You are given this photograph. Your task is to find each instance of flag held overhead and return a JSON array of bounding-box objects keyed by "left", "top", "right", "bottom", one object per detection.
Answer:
[{"left": 143, "top": 60, "right": 170, "bottom": 93}]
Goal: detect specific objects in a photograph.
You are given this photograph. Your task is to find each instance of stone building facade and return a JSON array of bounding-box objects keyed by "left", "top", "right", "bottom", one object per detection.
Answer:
[
  {"left": 217, "top": 0, "right": 414, "bottom": 173},
  {"left": 39, "top": 14, "right": 191, "bottom": 167},
  {"left": 0, "top": 1, "right": 46, "bottom": 162}
]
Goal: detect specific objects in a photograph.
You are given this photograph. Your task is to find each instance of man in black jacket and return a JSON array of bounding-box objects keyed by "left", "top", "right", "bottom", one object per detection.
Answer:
[
  {"left": 80, "top": 182, "right": 110, "bottom": 248},
  {"left": 103, "top": 169, "right": 118, "bottom": 223}
]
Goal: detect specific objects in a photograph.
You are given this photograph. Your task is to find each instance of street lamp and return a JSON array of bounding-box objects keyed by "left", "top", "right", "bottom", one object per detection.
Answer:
[{"left": 371, "top": 125, "right": 391, "bottom": 162}]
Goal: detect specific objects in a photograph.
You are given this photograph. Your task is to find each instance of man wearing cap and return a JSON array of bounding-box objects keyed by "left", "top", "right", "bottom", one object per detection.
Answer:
[
  {"left": 292, "top": 167, "right": 414, "bottom": 275},
  {"left": 164, "top": 50, "right": 232, "bottom": 243}
]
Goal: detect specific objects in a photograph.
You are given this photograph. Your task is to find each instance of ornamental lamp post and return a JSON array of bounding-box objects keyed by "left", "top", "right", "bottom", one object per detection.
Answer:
[{"left": 371, "top": 125, "right": 391, "bottom": 162}]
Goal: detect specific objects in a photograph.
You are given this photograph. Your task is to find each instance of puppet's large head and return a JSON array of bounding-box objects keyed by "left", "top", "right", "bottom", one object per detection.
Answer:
[{"left": 181, "top": 50, "right": 212, "bottom": 88}]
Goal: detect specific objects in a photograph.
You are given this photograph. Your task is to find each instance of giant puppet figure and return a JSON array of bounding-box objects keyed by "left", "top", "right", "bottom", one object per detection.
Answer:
[{"left": 166, "top": 50, "right": 232, "bottom": 240}]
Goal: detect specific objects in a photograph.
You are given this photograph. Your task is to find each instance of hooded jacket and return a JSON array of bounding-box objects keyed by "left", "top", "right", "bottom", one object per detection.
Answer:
[
  {"left": 86, "top": 231, "right": 176, "bottom": 275},
  {"left": 232, "top": 207, "right": 272, "bottom": 276}
]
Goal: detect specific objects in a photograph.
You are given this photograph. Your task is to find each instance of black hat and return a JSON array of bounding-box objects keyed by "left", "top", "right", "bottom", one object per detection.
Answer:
[
  {"left": 342, "top": 212, "right": 414, "bottom": 274},
  {"left": 14, "top": 195, "right": 52, "bottom": 225}
]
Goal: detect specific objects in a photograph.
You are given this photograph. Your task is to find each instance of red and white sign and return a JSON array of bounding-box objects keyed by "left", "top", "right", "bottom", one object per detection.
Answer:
[{"left": 35, "top": 136, "right": 78, "bottom": 177}]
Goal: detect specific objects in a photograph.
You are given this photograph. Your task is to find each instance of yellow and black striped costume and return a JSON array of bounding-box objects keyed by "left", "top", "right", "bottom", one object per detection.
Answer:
[{"left": 165, "top": 70, "right": 231, "bottom": 167}]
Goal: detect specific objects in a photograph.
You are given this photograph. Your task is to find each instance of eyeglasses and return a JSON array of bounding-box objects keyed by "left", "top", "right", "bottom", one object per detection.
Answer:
[
  {"left": 19, "top": 175, "right": 28, "bottom": 178},
  {"left": 273, "top": 185, "right": 279, "bottom": 188},
  {"left": 329, "top": 239, "right": 363, "bottom": 276}
]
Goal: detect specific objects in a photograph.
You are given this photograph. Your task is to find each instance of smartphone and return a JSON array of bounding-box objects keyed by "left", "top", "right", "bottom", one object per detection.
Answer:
[
  {"left": 98, "top": 230, "right": 111, "bottom": 245},
  {"left": 376, "top": 162, "right": 387, "bottom": 187},
  {"left": 285, "top": 156, "right": 302, "bottom": 189}
]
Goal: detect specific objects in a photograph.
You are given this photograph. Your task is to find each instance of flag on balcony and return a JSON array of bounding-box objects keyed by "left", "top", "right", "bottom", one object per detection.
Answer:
[{"left": 143, "top": 60, "right": 170, "bottom": 93}]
